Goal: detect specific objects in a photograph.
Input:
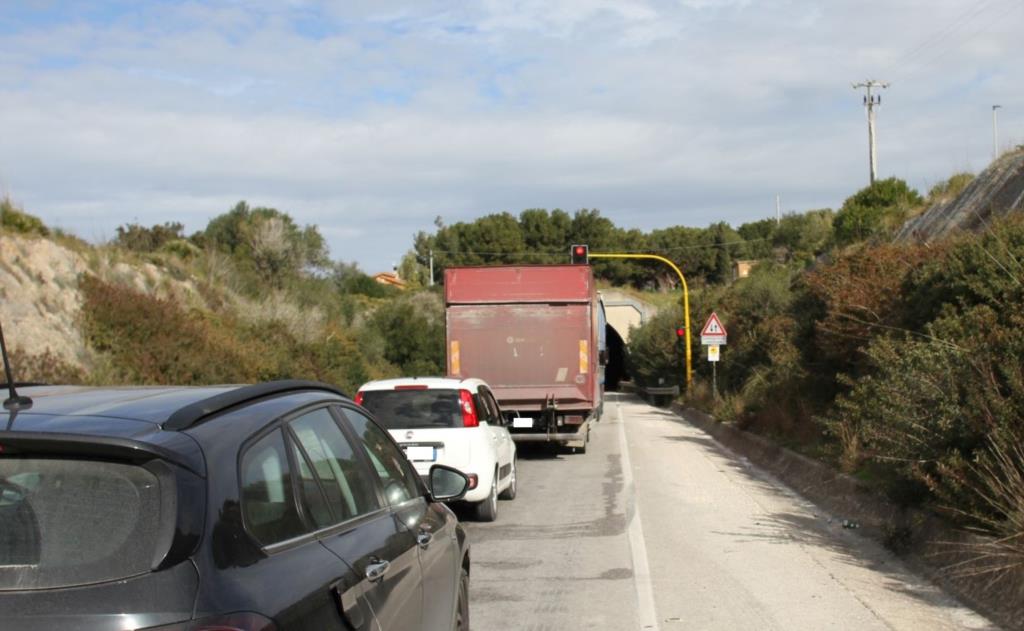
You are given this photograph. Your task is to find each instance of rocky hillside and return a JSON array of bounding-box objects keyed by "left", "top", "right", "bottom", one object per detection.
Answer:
[
  {"left": 0, "top": 201, "right": 445, "bottom": 391},
  {"left": 0, "top": 232, "right": 199, "bottom": 370},
  {"left": 897, "top": 148, "right": 1024, "bottom": 242}
]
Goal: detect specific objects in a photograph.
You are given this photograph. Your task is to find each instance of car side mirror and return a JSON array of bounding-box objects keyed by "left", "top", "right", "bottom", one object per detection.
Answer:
[{"left": 428, "top": 464, "right": 470, "bottom": 502}]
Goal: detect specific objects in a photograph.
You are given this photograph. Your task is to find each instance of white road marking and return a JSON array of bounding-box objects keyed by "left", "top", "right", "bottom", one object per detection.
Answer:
[{"left": 618, "top": 402, "right": 660, "bottom": 631}]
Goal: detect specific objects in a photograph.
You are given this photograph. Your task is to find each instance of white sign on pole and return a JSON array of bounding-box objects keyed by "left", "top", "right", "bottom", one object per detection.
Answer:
[
  {"left": 700, "top": 312, "right": 728, "bottom": 346},
  {"left": 707, "top": 344, "right": 720, "bottom": 362}
]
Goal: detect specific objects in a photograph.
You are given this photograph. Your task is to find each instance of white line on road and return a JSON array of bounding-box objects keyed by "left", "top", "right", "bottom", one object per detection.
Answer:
[{"left": 617, "top": 402, "right": 660, "bottom": 631}]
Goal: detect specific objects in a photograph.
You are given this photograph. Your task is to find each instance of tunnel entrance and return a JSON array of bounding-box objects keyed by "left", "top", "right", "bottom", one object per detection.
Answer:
[{"left": 604, "top": 324, "right": 628, "bottom": 391}]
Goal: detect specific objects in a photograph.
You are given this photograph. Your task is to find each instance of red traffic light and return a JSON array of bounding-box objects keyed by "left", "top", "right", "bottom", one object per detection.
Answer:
[
  {"left": 675, "top": 327, "right": 686, "bottom": 337},
  {"left": 570, "top": 244, "right": 589, "bottom": 264}
]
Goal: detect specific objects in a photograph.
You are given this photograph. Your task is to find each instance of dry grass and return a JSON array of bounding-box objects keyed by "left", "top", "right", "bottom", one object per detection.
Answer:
[{"left": 943, "top": 435, "right": 1024, "bottom": 588}]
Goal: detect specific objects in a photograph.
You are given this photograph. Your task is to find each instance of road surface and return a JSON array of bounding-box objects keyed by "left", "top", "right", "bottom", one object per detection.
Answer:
[{"left": 461, "top": 392, "right": 996, "bottom": 631}]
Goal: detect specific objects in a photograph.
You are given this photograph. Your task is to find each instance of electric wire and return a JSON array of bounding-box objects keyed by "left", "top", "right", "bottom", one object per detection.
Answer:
[
  {"left": 889, "top": 0, "right": 1020, "bottom": 82},
  {"left": 422, "top": 237, "right": 770, "bottom": 259},
  {"left": 886, "top": 0, "right": 998, "bottom": 75}
]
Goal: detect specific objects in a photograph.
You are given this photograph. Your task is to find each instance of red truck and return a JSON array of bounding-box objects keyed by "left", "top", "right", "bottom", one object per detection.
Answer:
[{"left": 444, "top": 264, "right": 605, "bottom": 453}]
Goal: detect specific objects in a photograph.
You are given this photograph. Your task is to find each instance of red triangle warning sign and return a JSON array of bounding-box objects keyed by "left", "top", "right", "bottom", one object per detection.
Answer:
[{"left": 701, "top": 312, "right": 727, "bottom": 337}]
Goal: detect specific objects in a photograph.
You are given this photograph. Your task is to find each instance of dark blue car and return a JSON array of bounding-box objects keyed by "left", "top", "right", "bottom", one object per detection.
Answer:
[{"left": 0, "top": 380, "right": 471, "bottom": 630}]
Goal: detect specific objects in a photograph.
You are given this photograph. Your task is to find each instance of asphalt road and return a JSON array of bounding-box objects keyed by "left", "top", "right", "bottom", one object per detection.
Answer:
[{"left": 461, "top": 392, "right": 997, "bottom": 631}]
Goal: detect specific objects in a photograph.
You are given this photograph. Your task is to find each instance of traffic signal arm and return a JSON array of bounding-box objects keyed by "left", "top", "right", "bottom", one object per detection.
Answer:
[{"left": 587, "top": 252, "right": 692, "bottom": 388}]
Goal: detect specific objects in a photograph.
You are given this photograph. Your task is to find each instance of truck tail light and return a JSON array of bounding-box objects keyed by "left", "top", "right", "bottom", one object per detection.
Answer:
[
  {"left": 354, "top": 391, "right": 364, "bottom": 406},
  {"left": 459, "top": 389, "right": 479, "bottom": 428},
  {"left": 140, "top": 612, "right": 278, "bottom": 631}
]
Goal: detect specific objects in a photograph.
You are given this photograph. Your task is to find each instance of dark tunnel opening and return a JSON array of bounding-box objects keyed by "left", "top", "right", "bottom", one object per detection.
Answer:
[{"left": 604, "top": 324, "right": 628, "bottom": 391}]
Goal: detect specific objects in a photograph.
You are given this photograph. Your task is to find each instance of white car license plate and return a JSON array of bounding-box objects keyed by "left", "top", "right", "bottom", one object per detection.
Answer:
[
  {"left": 512, "top": 417, "right": 534, "bottom": 429},
  {"left": 404, "top": 446, "right": 436, "bottom": 461}
]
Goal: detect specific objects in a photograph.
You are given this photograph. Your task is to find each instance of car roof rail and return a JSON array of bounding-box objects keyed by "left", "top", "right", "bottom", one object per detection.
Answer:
[{"left": 163, "top": 379, "right": 347, "bottom": 431}]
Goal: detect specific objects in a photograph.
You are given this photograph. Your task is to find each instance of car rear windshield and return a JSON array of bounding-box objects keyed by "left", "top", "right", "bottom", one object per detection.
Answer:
[
  {"left": 360, "top": 389, "right": 464, "bottom": 429},
  {"left": 0, "top": 457, "right": 165, "bottom": 591}
]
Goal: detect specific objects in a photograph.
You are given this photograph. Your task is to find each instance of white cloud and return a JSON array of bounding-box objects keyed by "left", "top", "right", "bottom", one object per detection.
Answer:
[{"left": 0, "top": 0, "right": 1021, "bottom": 271}]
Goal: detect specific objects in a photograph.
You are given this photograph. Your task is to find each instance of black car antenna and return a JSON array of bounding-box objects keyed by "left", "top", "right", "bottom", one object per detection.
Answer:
[{"left": 0, "top": 319, "right": 33, "bottom": 413}]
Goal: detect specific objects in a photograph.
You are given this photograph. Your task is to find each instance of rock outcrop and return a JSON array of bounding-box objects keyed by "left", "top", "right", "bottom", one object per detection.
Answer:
[{"left": 897, "top": 148, "right": 1024, "bottom": 242}]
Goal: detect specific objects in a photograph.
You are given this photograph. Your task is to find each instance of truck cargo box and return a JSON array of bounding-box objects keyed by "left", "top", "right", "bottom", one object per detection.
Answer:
[{"left": 445, "top": 265, "right": 604, "bottom": 448}]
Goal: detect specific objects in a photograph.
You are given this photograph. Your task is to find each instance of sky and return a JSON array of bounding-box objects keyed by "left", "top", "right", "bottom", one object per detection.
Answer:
[{"left": 0, "top": 0, "right": 1020, "bottom": 273}]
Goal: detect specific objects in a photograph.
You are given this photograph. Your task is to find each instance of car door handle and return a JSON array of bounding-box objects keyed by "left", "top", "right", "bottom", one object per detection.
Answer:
[
  {"left": 417, "top": 531, "right": 433, "bottom": 549},
  {"left": 365, "top": 560, "right": 390, "bottom": 583}
]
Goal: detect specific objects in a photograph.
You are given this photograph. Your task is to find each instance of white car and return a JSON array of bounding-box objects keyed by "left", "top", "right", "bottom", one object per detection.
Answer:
[{"left": 355, "top": 376, "right": 517, "bottom": 521}]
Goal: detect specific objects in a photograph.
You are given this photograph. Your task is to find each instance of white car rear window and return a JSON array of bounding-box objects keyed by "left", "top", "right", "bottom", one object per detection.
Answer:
[{"left": 360, "top": 389, "right": 463, "bottom": 429}]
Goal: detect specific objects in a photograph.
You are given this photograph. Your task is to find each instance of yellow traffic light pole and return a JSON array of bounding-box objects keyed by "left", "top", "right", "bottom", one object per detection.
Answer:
[{"left": 587, "top": 253, "right": 692, "bottom": 389}]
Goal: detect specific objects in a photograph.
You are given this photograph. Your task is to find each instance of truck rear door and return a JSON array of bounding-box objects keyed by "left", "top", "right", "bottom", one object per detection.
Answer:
[{"left": 447, "top": 303, "right": 594, "bottom": 410}]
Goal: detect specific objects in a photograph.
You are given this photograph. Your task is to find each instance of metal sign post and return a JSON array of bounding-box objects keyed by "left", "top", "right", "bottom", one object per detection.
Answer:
[{"left": 701, "top": 314, "right": 727, "bottom": 399}]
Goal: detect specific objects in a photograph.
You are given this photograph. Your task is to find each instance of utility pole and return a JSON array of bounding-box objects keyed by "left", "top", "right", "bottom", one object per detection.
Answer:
[
  {"left": 428, "top": 249, "right": 434, "bottom": 287},
  {"left": 853, "top": 80, "right": 889, "bottom": 185},
  {"left": 993, "top": 105, "right": 1002, "bottom": 161}
]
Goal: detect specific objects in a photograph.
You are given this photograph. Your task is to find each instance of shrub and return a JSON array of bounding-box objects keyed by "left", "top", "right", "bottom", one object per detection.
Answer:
[
  {"left": 902, "top": 214, "right": 1024, "bottom": 330},
  {"left": 333, "top": 262, "right": 399, "bottom": 299},
  {"left": 627, "top": 304, "right": 688, "bottom": 389},
  {"left": 6, "top": 349, "right": 84, "bottom": 385},
  {"left": 825, "top": 302, "right": 1024, "bottom": 516},
  {"left": 114, "top": 222, "right": 185, "bottom": 252},
  {"left": 773, "top": 209, "right": 834, "bottom": 261},
  {"left": 367, "top": 291, "right": 445, "bottom": 375},
  {"left": 927, "top": 172, "right": 975, "bottom": 203},
  {"left": 804, "top": 242, "right": 933, "bottom": 375},
  {"left": 79, "top": 274, "right": 383, "bottom": 392},
  {"left": 833, "top": 178, "right": 923, "bottom": 245},
  {"left": 0, "top": 199, "right": 49, "bottom": 237},
  {"left": 79, "top": 275, "right": 255, "bottom": 384}
]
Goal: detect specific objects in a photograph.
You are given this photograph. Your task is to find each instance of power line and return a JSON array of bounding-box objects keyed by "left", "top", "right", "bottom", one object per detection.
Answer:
[
  {"left": 887, "top": 0, "right": 998, "bottom": 75},
  {"left": 423, "top": 237, "right": 771, "bottom": 258},
  {"left": 890, "top": 0, "right": 1020, "bottom": 82}
]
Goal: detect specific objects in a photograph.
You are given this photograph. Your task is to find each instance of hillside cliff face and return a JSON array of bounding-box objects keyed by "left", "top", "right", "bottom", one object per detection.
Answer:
[
  {"left": 0, "top": 235, "right": 90, "bottom": 366},
  {"left": 0, "top": 233, "right": 199, "bottom": 369},
  {"left": 897, "top": 148, "right": 1024, "bottom": 242}
]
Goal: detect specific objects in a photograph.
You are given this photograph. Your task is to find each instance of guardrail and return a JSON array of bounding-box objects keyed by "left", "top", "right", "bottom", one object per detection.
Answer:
[{"left": 639, "top": 384, "right": 680, "bottom": 406}]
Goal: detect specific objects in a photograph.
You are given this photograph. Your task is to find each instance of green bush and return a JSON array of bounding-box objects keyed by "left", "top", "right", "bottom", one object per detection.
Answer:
[
  {"left": 115, "top": 222, "right": 185, "bottom": 252},
  {"left": 627, "top": 304, "right": 688, "bottom": 389},
  {"left": 927, "top": 172, "right": 974, "bottom": 202},
  {"left": 1, "top": 199, "right": 50, "bottom": 237},
  {"left": 78, "top": 275, "right": 381, "bottom": 392},
  {"left": 825, "top": 302, "right": 1024, "bottom": 516},
  {"left": 80, "top": 275, "right": 255, "bottom": 384},
  {"left": 833, "top": 178, "right": 923, "bottom": 245},
  {"left": 902, "top": 214, "right": 1024, "bottom": 330},
  {"left": 367, "top": 292, "right": 445, "bottom": 375}
]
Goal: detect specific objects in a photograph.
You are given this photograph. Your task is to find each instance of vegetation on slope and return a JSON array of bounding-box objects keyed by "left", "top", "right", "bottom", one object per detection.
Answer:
[{"left": 3, "top": 166, "right": 1021, "bottom": 578}]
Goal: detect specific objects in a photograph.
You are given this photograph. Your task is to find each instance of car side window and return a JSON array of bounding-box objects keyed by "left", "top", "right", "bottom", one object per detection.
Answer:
[
  {"left": 472, "top": 393, "right": 491, "bottom": 424},
  {"left": 486, "top": 391, "right": 504, "bottom": 425},
  {"left": 479, "top": 387, "right": 501, "bottom": 425},
  {"left": 240, "top": 429, "right": 306, "bottom": 546},
  {"left": 340, "top": 407, "right": 421, "bottom": 506},
  {"left": 288, "top": 407, "right": 381, "bottom": 527}
]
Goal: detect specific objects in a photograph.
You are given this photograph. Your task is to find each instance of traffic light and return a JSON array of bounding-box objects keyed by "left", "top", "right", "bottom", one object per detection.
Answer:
[
  {"left": 674, "top": 325, "right": 686, "bottom": 351},
  {"left": 570, "top": 244, "right": 589, "bottom": 264}
]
